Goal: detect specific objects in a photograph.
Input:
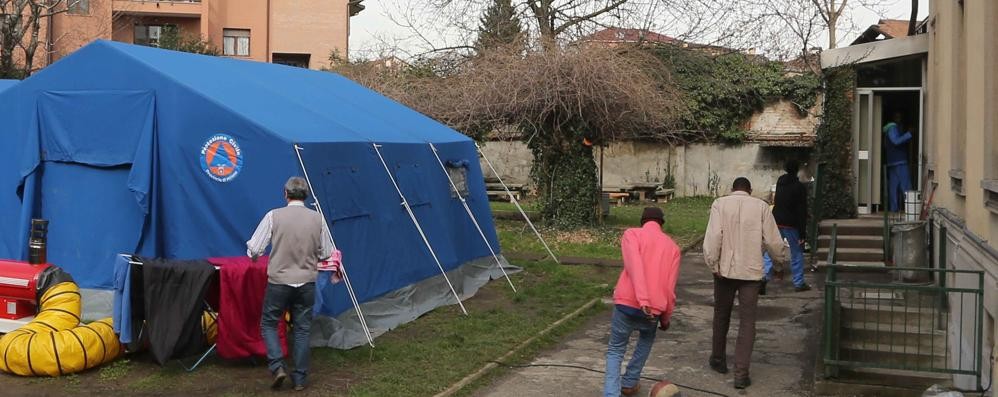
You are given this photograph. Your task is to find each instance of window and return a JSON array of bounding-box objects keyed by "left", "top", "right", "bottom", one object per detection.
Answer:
[
  {"left": 68, "top": 0, "right": 89, "bottom": 15},
  {"left": 223, "top": 29, "right": 250, "bottom": 57},
  {"left": 273, "top": 53, "right": 311, "bottom": 68},
  {"left": 134, "top": 25, "right": 169, "bottom": 47},
  {"left": 445, "top": 162, "right": 469, "bottom": 199}
]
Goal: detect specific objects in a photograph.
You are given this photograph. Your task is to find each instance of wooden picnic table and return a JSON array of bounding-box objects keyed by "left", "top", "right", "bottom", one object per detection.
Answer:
[{"left": 627, "top": 182, "right": 662, "bottom": 202}]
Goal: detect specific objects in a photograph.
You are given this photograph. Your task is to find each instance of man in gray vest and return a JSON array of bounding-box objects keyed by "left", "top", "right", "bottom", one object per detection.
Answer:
[{"left": 247, "top": 176, "right": 332, "bottom": 391}]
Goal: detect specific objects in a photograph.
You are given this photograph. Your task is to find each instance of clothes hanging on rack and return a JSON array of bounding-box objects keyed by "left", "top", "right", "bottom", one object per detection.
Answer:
[
  {"left": 112, "top": 254, "right": 136, "bottom": 344},
  {"left": 208, "top": 256, "right": 288, "bottom": 359},
  {"left": 141, "top": 258, "right": 215, "bottom": 365}
]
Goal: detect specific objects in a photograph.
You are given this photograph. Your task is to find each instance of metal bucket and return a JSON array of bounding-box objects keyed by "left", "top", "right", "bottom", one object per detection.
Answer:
[{"left": 892, "top": 220, "right": 929, "bottom": 282}]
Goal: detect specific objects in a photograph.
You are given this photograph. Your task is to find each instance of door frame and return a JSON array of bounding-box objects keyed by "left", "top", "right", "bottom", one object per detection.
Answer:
[{"left": 853, "top": 86, "right": 924, "bottom": 214}]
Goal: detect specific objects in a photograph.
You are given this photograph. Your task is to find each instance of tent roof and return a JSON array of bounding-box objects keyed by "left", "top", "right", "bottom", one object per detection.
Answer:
[
  {"left": 18, "top": 41, "right": 470, "bottom": 144},
  {"left": 0, "top": 79, "right": 17, "bottom": 93}
]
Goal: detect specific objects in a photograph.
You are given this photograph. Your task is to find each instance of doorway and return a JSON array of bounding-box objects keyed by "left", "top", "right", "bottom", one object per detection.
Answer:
[{"left": 854, "top": 88, "right": 923, "bottom": 214}]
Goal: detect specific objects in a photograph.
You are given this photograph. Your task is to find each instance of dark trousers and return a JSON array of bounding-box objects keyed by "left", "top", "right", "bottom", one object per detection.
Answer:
[
  {"left": 710, "top": 276, "right": 761, "bottom": 379},
  {"left": 261, "top": 282, "right": 315, "bottom": 386}
]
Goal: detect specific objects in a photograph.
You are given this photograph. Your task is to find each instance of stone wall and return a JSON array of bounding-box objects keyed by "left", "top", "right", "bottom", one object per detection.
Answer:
[{"left": 478, "top": 140, "right": 812, "bottom": 198}]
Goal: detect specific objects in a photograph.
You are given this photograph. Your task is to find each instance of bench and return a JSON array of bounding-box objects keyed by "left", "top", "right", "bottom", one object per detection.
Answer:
[
  {"left": 485, "top": 181, "right": 526, "bottom": 202},
  {"left": 655, "top": 188, "right": 675, "bottom": 202}
]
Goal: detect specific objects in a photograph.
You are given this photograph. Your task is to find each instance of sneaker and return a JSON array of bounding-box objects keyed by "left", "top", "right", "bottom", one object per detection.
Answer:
[
  {"left": 709, "top": 359, "right": 728, "bottom": 374},
  {"left": 734, "top": 377, "right": 752, "bottom": 389},
  {"left": 621, "top": 384, "right": 640, "bottom": 396},
  {"left": 293, "top": 384, "right": 305, "bottom": 392},
  {"left": 271, "top": 368, "right": 288, "bottom": 389},
  {"left": 795, "top": 283, "right": 812, "bottom": 292}
]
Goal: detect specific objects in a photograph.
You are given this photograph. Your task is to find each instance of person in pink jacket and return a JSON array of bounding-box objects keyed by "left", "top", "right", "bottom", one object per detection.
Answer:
[{"left": 603, "top": 207, "right": 682, "bottom": 397}]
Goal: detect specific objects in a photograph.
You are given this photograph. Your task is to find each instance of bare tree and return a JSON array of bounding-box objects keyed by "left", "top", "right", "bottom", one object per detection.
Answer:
[
  {"left": 810, "top": 0, "right": 893, "bottom": 49},
  {"left": 384, "top": 0, "right": 665, "bottom": 54},
  {"left": 1, "top": 0, "right": 72, "bottom": 78},
  {"left": 333, "top": 43, "right": 684, "bottom": 226}
]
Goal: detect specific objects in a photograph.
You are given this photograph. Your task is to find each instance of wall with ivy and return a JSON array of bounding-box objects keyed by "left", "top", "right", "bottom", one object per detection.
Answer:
[
  {"left": 814, "top": 67, "right": 857, "bottom": 219},
  {"left": 650, "top": 46, "right": 821, "bottom": 143}
]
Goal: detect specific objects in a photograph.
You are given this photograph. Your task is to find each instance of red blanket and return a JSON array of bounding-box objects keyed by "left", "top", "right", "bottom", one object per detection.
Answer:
[{"left": 208, "top": 256, "right": 288, "bottom": 359}]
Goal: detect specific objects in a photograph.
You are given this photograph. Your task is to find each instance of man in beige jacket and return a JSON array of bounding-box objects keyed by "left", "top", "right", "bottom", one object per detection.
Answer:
[{"left": 703, "top": 177, "right": 790, "bottom": 389}]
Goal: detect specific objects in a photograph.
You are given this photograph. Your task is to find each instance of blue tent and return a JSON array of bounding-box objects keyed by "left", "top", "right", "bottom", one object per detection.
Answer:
[
  {"left": 0, "top": 80, "right": 17, "bottom": 92},
  {"left": 0, "top": 41, "right": 508, "bottom": 348}
]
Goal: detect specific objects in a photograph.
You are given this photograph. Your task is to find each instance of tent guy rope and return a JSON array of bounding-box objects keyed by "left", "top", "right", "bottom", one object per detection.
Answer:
[
  {"left": 475, "top": 143, "right": 559, "bottom": 263},
  {"left": 372, "top": 143, "right": 468, "bottom": 316},
  {"left": 293, "top": 144, "right": 375, "bottom": 347},
  {"left": 428, "top": 142, "right": 516, "bottom": 293}
]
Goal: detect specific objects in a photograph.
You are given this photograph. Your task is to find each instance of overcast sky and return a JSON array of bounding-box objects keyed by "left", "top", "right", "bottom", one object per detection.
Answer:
[{"left": 348, "top": 0, "right": 929, "bottom": 59}]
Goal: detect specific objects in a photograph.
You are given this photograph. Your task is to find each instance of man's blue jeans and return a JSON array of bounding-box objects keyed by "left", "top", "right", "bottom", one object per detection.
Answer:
[
  {"left": 261, "top": 282, "right": 315, "bottom": 386},
  {"left": 762, "top": 227, "right": 805, "bottom": 287},
  {"left": 604, "top": 307, "right": 657, "bottom": 396}
]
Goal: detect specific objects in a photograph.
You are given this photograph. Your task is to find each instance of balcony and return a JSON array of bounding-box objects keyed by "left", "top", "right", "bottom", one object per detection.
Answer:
[{"left": 112, "top": 0, "right": 203, "bottom": 18}]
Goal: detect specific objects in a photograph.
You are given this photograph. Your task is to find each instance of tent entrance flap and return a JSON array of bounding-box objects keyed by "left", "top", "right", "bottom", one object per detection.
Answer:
[{"left": 18, "top": 90, "right": 157, "bottom": 289}]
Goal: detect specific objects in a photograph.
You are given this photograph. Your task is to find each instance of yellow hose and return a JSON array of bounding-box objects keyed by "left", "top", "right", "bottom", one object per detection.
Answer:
[{"left": 0, "top": 282, "right": 122, "bottom": 376}]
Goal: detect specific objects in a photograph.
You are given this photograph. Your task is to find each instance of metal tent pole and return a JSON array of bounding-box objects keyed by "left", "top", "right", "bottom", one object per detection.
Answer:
[
  {"left": 475, "top": 143, "right": 559, "bottom": 263},
  {"left": 293, "top": 144, "right": 375, "bottom": 347},
  {"left": 372, "top": 143, "right": 468, "bottom": 315},
  {"left": 428, "top": 143, "right": 516, "bottom": 293}
]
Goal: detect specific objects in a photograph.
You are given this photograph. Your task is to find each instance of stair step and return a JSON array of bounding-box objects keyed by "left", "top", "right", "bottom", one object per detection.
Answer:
[
  {"left": 841, "top": 331, "right": 946, "bottom": 352},
  {"left": 819, "top": 223, "right": 885, "bottom": 236},
  {"left": 818, "top": 235, "right": 884, "bottom": 249},
  {"left": 840, "top": 302, "right": 937, "bottom": 314},
  {"left": 839, "top": 344, "right": 948, "bottom": 370},
  {"left": 841, "top": 341, "right": 946, "bottom": 356},
  {"left": 836, "top": 368, "right": 953, "bottom": 390},
  {"left": 840, "top": 304, "right": 938, "bottom": 327},
  {"left": 818, "top": 247, "right": 884, "bottom": 262},
  {"left": 842, "top": 321, "right": 945, "bottom": 336},
  {"left": 816, "top": 261, "right": 887, "bottom": 270}
]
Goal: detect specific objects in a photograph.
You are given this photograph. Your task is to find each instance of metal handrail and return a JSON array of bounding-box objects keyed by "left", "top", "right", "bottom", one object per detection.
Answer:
[
  {"left": 883, "top": 164, "right": 890, "bottom": 262},
  {"left": 823, "top": 265, "right": 985, "bottom": 274},
  {"left": 808, "top": 162, "right": 826, "bottom": 260},
  {"left": 823, "top": 230, "right": 987, "bottom": 390},
  {"left": 826, "top": 223, "right": 837, "bottom": 265}
]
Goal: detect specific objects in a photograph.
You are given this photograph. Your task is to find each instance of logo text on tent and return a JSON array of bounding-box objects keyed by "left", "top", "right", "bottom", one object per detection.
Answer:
[{"left": 200, "top": 134, "right": 243, "bottom": 183}]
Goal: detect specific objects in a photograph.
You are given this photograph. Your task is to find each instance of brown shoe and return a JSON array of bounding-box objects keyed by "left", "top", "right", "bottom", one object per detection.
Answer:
[{"left": 621, "top": 384, "right": 641, "bottom": 396}]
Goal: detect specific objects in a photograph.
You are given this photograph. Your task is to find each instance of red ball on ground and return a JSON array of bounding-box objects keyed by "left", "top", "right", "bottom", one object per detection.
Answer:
[{"left": 648, "top": 380, "right": 682, "bottom": 397}]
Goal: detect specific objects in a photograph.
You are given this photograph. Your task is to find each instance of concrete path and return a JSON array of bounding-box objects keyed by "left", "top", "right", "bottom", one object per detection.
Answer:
[{"left": 477, "top": 253, "right": 823, "bottom": 397}]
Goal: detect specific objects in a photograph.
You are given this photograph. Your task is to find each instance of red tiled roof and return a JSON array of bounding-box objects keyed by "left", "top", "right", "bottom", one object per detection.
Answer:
[
  {"left": 877, "top": 19, "right": 911, "bottom": 39},
  {"left": 583, "top": 28, "right": 682, "bottom": 45},
  {"left": 851, "top": 19, "right": 913, "bottom": 44}
]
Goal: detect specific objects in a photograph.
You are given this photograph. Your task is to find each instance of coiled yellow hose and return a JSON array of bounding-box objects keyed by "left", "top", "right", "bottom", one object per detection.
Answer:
[{"left": 0, "top": 282, "right": 122, "bottom": 376}]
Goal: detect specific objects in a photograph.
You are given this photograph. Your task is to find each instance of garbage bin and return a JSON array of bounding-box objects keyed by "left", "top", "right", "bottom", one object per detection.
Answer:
[
  {"left": 903, "top": 190, "right": 922, "bottom": 222},
  {"left": 892, "top": 220, "right": 929, "bottom": 282}
]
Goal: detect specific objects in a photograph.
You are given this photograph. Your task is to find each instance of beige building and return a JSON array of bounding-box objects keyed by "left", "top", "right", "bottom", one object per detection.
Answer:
[
  {"left": 925, "top": 0, "right": 998, "bottom": 388},
  {"left": 820, "top": 0, "right": 996, "bottom": 390},
  {"left": 30, "top": 0, "right": 363, "bottom": 71}
]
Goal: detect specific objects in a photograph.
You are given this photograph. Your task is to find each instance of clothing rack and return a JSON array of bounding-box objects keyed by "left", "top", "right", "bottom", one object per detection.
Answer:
[{"left": 118, "top": 254, "right": 219, "bottom": 372}]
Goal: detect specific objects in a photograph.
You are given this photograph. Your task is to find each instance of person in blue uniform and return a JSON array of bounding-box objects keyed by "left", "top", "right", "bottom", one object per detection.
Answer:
[{"left": 883, "top": 112, "right": 913, "bottom": 213}]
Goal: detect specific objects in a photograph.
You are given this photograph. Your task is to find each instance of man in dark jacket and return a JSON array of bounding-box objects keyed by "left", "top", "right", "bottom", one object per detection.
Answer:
[{"left": 770, "top": 160, "right": 810, "bottom": 292}]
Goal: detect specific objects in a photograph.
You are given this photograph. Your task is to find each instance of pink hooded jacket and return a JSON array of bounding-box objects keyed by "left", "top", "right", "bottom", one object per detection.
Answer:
[{"left": 613, "top": 221, "right": 683, "bottom": 319}]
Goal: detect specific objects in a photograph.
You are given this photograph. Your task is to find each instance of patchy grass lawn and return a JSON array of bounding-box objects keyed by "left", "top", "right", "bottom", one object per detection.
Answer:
[{"left": 494, "top": 197, "right": 713, "bottom": 259}]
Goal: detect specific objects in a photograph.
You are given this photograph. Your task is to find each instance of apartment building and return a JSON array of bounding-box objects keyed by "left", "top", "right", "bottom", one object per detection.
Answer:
[{"left": 37, "top": 0, "right": 364, "bottom": 70}]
